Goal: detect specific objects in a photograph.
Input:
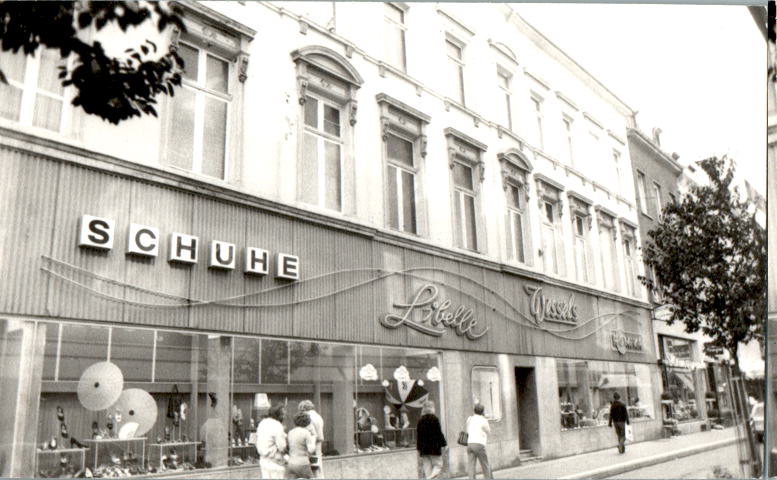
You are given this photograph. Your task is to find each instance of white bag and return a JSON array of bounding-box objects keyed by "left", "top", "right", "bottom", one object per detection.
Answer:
[{"left": 625, "top": 424, "right": 634, "bottom": 443}]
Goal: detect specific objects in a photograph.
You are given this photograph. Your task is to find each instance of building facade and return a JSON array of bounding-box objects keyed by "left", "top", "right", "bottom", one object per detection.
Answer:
[
  {"left": 627, "top": 128, "right": 729, "bottom": 435},
  {"left": 0, "top": 2, "right": 665, "bottom": 478}
]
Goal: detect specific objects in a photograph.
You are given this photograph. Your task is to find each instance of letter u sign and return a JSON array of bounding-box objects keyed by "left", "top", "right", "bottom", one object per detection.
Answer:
[{"left": 209, "top": 240, "right": 236, "bottom": 270}]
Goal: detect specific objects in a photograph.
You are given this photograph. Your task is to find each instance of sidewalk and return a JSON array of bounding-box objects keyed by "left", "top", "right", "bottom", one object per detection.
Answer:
[{"left": 459, "top": 427, "right": 738, "bottom": 479}]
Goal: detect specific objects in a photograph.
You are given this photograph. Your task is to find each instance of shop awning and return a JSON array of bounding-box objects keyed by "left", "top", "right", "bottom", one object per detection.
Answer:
[{"left": 597, "top": 373, "right": 639, "bottom": 389}]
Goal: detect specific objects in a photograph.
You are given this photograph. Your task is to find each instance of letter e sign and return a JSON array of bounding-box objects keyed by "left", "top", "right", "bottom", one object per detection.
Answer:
[
  {"left": 276, "top": 253, "right": 300, "bottom": 280},
  {"left": 78, "top": 215, "right": 115, "bottom": 250}
]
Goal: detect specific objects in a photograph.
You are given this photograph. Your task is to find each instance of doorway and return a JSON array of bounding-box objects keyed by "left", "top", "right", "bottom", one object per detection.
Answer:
[{"left": 515, "top": 367, "right": 540, "bottom": 455}]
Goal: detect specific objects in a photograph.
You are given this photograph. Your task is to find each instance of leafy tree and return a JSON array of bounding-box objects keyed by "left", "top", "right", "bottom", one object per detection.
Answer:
[
  {"left": 0, "top": 1, "right": 185, "bottom": 124},
  {"left": 640, "top": 157, "right": 766, "bottom": 370}
]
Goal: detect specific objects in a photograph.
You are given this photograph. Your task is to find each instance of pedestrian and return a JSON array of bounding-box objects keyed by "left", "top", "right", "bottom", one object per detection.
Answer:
[
  {"left": 298, "top": 400, "right": 325, "bottom": 478},
  {"left": 416, "top": 400, "right": 447, "bottom": 479},
  {"left": 466, "top": 404, "right": 493, "bottom": 479},
  {"left": 608, "top": 392, "right": 630, "bottom": 454},
  {"left": 286, "top": 412, "right": 317, "bottom": 479},
  {"left": 256, "top": 404, "right": 288, "bottom": 479}
]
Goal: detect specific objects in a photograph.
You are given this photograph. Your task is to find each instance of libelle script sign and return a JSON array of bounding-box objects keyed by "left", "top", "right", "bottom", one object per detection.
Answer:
[{"left": 381, "top": 284, "right": 488, "bottom": 340}]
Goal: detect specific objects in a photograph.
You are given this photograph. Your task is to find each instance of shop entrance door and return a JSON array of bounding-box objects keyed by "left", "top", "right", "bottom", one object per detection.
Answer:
[{"left": 515, "top": 367, "right": 540, "bottom": 454}]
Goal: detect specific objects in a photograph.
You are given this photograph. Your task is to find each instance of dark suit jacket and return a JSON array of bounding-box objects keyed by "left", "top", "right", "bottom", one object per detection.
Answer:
[
  {"left": 609, "top": 400, "right": 630, "bottom": 425},
  {"left": 416, "top": 414, "right": 448, "bottom": 455}
]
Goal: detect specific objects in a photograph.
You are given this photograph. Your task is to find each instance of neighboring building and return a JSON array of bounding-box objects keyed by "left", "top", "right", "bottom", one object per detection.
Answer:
[
  {"left": 627, "top": 127, "right": 730, "bottom": 435},
  {"left": 0, "top": 3, "right": 662, "bottom": 478}
]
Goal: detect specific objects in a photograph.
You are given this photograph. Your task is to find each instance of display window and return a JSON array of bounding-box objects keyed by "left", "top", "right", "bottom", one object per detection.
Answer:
[
  {"left": 1, "top": 319, "right": 443, "bottom": 477},
  {"left": 659, "top": 336, "right": 702, "bottom": 423},
  {"left": 556, "top": 359, "right": 654, "bottom": 430}
]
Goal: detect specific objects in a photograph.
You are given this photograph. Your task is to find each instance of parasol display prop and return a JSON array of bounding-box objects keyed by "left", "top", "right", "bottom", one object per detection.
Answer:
[
  {"left": 77, "top": 362, "right": 124, "bottom": 411},
  {"left": 117, "top": 422, "right": 139, "bottom": 440},
  {"left": 113, "top": 388, "right": 158, "bottom": 437},
  {"left": 384, "top": 379, "right": 429, "bottom": 411}
]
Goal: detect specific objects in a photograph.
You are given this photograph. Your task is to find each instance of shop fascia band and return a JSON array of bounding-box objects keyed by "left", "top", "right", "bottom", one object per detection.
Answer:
[{"left": 77, "top": 215, "right": 300, "bottom": 280}]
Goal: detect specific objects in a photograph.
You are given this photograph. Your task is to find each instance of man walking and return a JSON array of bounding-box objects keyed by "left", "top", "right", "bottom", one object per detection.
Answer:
[
  {"left": 466, "top": 404, "right": 493, "bottom": 479},
  {"left": 608, "top": 392, "right": 630, "bottom": 454}
]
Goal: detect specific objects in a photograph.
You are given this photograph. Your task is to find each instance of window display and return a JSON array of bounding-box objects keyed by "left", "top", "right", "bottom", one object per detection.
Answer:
[
  {"left": 471, "top": 366, "right": 502, "bottom": 420},
  {"left": 0, "top": 319, "right": 444, "bottom": 477},
  {"left": 556, "top": 359, "right": 654, "bottom": 430},
  {"left": 659, "top": 336, "right": 702, "bottom": 423}
]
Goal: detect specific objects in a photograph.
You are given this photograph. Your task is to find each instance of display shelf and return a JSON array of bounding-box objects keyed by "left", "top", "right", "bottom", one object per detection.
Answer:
[
  {"left": 36, "top": 447, "right": 87, "bottom": 478},
  {"left": 147, "top": 440, "right": 201, "bottom": 470},
  {"left": 82, "top": 437, "right": 146, "bottom": 472}
]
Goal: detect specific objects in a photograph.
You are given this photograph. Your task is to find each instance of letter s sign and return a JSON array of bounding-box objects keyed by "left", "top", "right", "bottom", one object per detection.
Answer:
[{"left": 78, "top": 215, "right": 115, "bottom": 250}]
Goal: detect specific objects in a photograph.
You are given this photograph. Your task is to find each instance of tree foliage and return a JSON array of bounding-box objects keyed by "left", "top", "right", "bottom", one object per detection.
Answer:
[
  {"left": 0, "top": 1, "right": 185, "bottom": 124},
  {"left": 640, "top": 157, "right": 765, "bottom": 367}
]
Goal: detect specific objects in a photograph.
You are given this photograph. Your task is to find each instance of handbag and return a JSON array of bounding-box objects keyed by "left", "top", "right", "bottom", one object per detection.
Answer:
[
  {"left": 625, "top": 424, "right": 634, "bottom": 443},
  {"left": 457, "top": 416, "right": 471, "bottom": 446}
]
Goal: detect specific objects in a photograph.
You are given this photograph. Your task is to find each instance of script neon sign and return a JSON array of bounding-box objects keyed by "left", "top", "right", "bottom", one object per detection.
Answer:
[{"left": 381, "top": 284, "right": 488, "bottom": 340}]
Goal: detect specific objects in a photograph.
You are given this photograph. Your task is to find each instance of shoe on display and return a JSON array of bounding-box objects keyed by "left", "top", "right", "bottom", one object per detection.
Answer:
[
  {"left": 61, "top": 423, "right": 69, "bottom": 439},
  {"left": 71, "top": 437, "right": 87, "bottom": 449},
  {"left": 57, "top": 406, "right": 65, "bottom": 422},
  {"left": 48, "top": 437, "right": 58, "bottom": 450},
  {"left": 92, "top": 421, "right": 99, "bottom": 439}
]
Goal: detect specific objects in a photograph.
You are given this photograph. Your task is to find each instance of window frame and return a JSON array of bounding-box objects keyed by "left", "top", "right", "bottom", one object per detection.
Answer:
[
  {"left": 499, "top": 151, "right": 533, "bottom": 265},
  {"left": 562, "top": 114, "right": 575, "bottom": 166},
  {"left": 536, "top": 178, "right": 565, "bottom": 276},
  {"left": 383, "top": 3, "right": 408, "bottom": 72},
  {"left": 445, "top": 35, "right": 466, "bottom": 105},
  {"left": 596, "top": 210, "right": 620, "bottom": 292},
  {"left": 621, "top": 222, "right": 638, "bottom": 297},
  {"left": 496, "top": 66, "right": 513, "bottom": 130},
  {"left": 612, "top": 149, "right": 622, "bottom": 195},
  {"left": 568, "top": 194, "right": 594, "bottom": 284},
  {"left": 636, "top": 171, "right": 649, "bottom": 215},
  {"left": 445, "top": 128, "right": 487, "bottom": 252},
  {"left": 471, "top": 366, "right": 502, "bottom": 421},
  {"left": 531, "top": 94, "right": 545, "bottom": 150},
  {"left": 652, "top": 182, "right": 663, "bottom": 220},
  {"left": 302, "top": 92, "right": 346, "bottom": 211}
]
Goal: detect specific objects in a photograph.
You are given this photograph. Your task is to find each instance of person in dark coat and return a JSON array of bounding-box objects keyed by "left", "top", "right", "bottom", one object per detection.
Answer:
[
  {"left": 416, "top": 400, "right": 447, "bottom": 479},
  {"left": 608, "top": 392, "right": 630, "bottom": 454}
]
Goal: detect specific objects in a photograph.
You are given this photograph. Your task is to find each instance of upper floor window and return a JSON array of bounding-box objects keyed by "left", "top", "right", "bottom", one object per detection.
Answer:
[
  {"left": 636, "top": 171, "right": 648, "bottom": 215},
  {"left": 292, "top": 46, "right": 363, "bottom": 213},
  {"left": 562, "top": 115, "right": 574, "bottom": 166},
  {"left": 537, "top": 178, "right": 565, "bottom": 276},
  {"left": 621, "top": 223, "right": 638, "bottom": 297},
  {"left": 531, "top": 95, "right": 544, "bottom": 149},
  {"left": 0, "top": 47, "right": 68, "bottom": 132},
  {"left": 377, "top": 94, "right": 430, "bottom": 235},
  {"left": 652, "top": 182, "right": 663, "bottom": 220},
  {"left": 383, "top": 3, "right": 407, "bottom": 71},
  {"left": 446, "top": 128, "right": 487, "bottom": 251},
  {"left": 569, "top": 195, "right": 593, "bottom": 284},
  {"left": 445, "top": 37, "right": 465, "bottom": 105},
  {"left": 499, "top": 150, "right": 533, "bottom": 264},
  {"left": 612, "top": 150, "right": 622, "bottom": 194},
  {"left": 597, "top": 211, "right": 619, "bottom": 291},
  {"left": 497, "top": 67, "right": 513, "bottom": 130}
]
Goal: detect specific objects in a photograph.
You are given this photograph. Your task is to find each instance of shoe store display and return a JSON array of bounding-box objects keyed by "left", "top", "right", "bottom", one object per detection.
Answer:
[
  {"left": 57, "top": 406, "right": 65, "bottom": 422},
  {"left": 48, "top": 437, "right": 58, "bottom": 450},
  {"left": 60, "top": 422, "right": 69, "bottom": 439}
]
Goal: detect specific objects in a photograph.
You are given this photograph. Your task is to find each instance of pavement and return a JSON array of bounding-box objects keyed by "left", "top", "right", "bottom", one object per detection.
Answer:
[{"left": 456, "top": 427, "right": 739, "bottom": 479}]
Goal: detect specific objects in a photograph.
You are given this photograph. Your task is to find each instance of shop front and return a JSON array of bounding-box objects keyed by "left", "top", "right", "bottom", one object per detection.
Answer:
[{"left": 0, "top": 140, "right": 661, "bottom": 478}]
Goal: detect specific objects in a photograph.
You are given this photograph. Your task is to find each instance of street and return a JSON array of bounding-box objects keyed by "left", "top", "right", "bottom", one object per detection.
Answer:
[{"left": 608, "top": 444, "right": 743, "bottom": 479}]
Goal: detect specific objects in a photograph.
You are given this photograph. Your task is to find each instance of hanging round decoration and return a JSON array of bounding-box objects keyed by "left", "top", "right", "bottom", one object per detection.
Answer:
[
  {"left": 114, "top": 389, "right": 158, "bottom": 436},
  {"left": 77, "top": 362, "right": 124, "bottom": 411},
  {"left": 117, "top": 422, "right": 139, "bottom": 440}
]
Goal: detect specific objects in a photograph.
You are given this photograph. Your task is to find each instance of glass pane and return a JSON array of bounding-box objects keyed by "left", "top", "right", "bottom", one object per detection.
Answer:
[
  {"left": 110, "top": 327, "right": 154, "bottom": 382},
  {"left": 38, "top": 48, "right": 64, "bottom": 95},
  {"left": 387, "top": 135, "right": 413, "bottom": 167},
  {"left": 42, "top": 323, "right": 59, "bottom": 381},
  {"left": 323, "top": 104, "right": 341, "bottom": 137},
  {"left": 453, "top": 192, "right": 463, "bottom": 247},
  {"left": 512, "top": 212, "right": 524, "bottom": 263},
  {"left": 202, "top": 97, "right": 227, "bottom": 179},
  {"left": 233, "top": 336, "right": 261, "bottom": 384},
  {"left": 324, "top": 141, "right": 341, "bottom": 210},
  {"left": 300, "top": 133, "right": 318, "bottom": 205},
  {"left": 401, "top": 170, "right": 416, "bottom": 233},
  {"left": 261, "top": 339, "right": 289, "bottom": 384},
  {"left": 304, "top": 97, "right": 318, "bottom": 128},
  {"left": 507, "top": 184, "right": 522, "bottom": 209},
  {"left": 463, "top": 194, "right": 477, "bottom": 250},
  {"left": 57, "top": 324, "right": 109, "bottom": 381},
  {"left": 206, "top": 54, "right": 228, "bottom": 93},
  {"left": 178, "top": 43, "right": 199, "bottom": 81},
  {"left": 32, "top": 94, "right": 62, "bottom": 131},
  {"left": 288, "top": 341, "right": 328, "bottom": 384},
  {"left": 472, "top": 367, "right": 501, "bottom": 420},
  {"left": 452, "top": 163, "right": 473, "bottom": 190},
  {"left": 575, "top": 216, "right": 585, "bottom": 236},
  {"left": 498, "top": 72, "right": 509, "bottom": 89},
  {"left": 0, "top": 83, "right": 22, "bottom": 121},
  {"left": 155, "top": 331, "right": 199, "bottom": 383},
  {"left": 387, "top": 165, "right": 399, "bottom": 229},
  {"left": 2, "top": 49, "right": 27, "bottom": 83},
  {"left": 384, "top": 23, "right": 405, "bottom": 70},
  {"left": 544, "top": 202, "right": 554, "bottom": 223},
  {"left": 169, "top": 86, "right": 196, "bottom": 170}
]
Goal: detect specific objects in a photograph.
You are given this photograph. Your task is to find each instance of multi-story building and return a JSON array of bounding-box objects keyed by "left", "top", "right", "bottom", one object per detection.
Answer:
[
  {"left": 627, "top": 127, "right": 730, "bottom": 435},
  {"left": 0, "top": 3, "right": 663, "bottom": 477}
]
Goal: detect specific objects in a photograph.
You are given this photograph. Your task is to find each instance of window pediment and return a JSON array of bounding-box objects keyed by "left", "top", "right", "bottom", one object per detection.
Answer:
[{"left": 291, "top": 46, "right": 364, "bottom": 87}]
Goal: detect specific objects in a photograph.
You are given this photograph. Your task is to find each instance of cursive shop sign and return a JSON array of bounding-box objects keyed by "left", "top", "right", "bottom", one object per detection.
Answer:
[
  {"left": 77, "top": 215, "right": 300, "bottom": 280},
  {"left": 524, "top": 285, "right": 579, "bottom": 325},
  {"left": 381, "top": 284, "right": 488, "bottom": 340},
  {"left": 611, "top": 330, "right": 644, "bottom": 355}
]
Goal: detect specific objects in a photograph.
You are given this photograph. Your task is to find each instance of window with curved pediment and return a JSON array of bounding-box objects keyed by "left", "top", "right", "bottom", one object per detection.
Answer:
[
  {"left": 568, "top": 194, "right": 594, "bottom": 284},
  {"left": 597, "top": 210, "right": 620, "bottom": 292},
  {"left": 292, "top": 46, "right": 363, "bottom": 213},
  {"left": 499, "top": 150, "right": 532, "bottom": 265},
  {"left": 536, "top": 178, "right": 565, "bottom": 276}
]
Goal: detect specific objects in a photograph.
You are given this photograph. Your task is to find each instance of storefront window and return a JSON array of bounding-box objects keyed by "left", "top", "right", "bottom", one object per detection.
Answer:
[
  {"left": 23, "top": 321, "right": 444, "bottom": 477},
  {"left": 556, "top": 359, "right": 654, "bottom": 430},
  {"left": 660, "top": 336, "right": 701, "bottom": 422},
  {"left": 472, "top": 366, "right": 502, "bottom": 420}
]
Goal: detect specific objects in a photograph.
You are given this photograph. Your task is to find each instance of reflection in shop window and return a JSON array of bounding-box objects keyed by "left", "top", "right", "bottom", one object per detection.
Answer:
[
  {"left": 556, "top": 359, "right": 654, "bottom": 430},
  {"left": 472, "top": 366, "right": 502, "bottom": 420},
  {"left": 660, "top": 336, "right": 702, "bottom": 422}
]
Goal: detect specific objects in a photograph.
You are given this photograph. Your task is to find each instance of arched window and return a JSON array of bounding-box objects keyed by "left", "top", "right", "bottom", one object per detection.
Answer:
[{"left": 291, "top": 46, "right": 363, "bottom": 213}]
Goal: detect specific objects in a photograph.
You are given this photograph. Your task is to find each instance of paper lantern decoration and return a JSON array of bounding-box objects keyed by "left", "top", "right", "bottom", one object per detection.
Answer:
[{"left": 359, "top": 363, "right": 378, "bottom": 381}]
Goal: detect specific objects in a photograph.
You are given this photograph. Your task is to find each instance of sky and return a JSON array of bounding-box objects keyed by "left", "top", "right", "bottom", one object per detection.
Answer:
[{"left": 512, "top": 4, "right": 766, "bottom": 196}]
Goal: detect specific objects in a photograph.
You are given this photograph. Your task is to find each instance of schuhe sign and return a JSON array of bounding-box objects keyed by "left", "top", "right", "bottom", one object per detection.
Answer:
[
  {"left": 77, "top": 215, "right": 300, "bottom": 280},
  {"left": 524, "top": 285, "right": 579, "bottom": 325},
  {"left": 381, "top": 284, "right": 488, "bottom": 340}
]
